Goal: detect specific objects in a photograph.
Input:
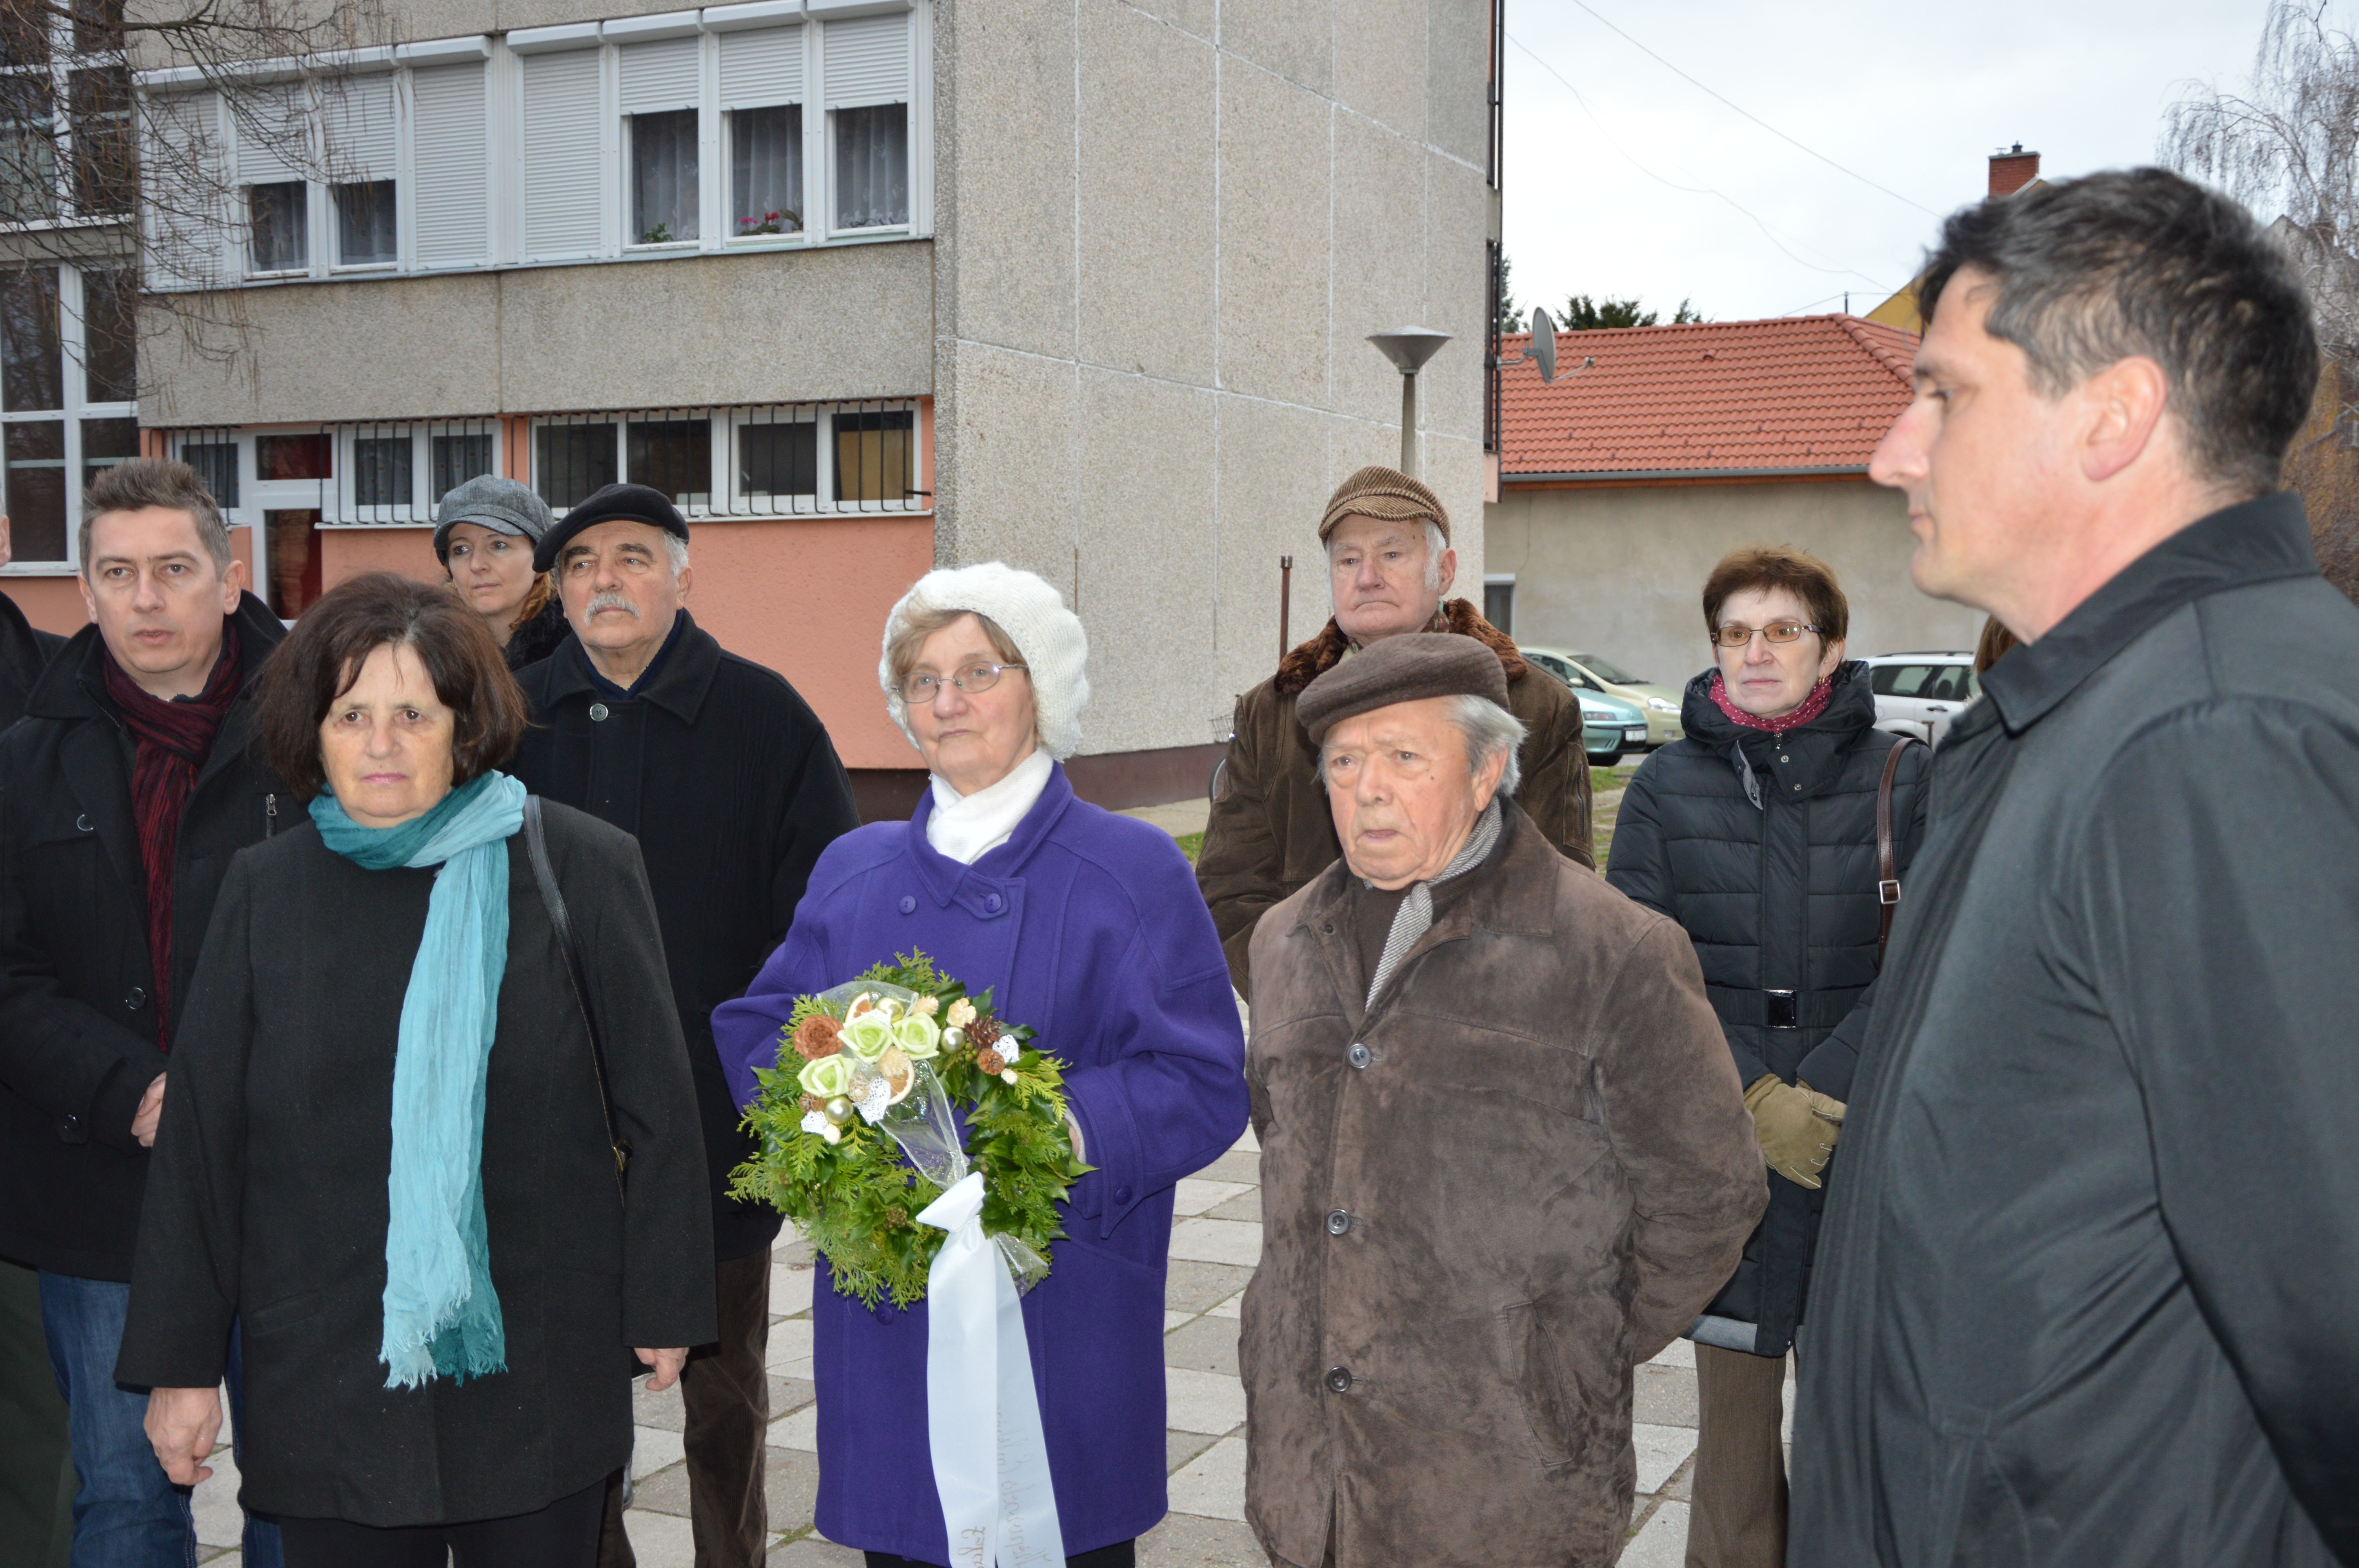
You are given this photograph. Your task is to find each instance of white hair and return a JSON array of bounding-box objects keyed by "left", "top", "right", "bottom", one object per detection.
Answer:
[
  {"left": 1315, "top": 693, "right": 1527, "bottom": 795},
  {"left": 1327, "top": 518, "right": 1450, "bottom": 592},
  {"left": 664, "top": 534, "right": 690, "bottom": 573}
]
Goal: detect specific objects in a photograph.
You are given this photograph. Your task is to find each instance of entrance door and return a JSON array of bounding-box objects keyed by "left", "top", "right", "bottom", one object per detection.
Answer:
[{"left": 264, "top": 509, "right": 324, "bottom": 617}]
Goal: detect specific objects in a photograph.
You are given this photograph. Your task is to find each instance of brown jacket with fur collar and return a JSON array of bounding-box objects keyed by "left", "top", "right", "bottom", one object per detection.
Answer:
[
  {"left": 1196, "top": 599, "right": 1594, "bottom": 999},
  {"left": 1239, "top": 801, "right": 1764, "bottom": 1567}
]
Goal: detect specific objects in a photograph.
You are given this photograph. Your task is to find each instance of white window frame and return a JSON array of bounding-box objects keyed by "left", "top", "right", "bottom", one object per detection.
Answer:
[
  {"left": 0, "top": 267, "right": 142, "bottom": 577},
  {"left": 527, "top": 399, "right": 929, "bottom": 519}
]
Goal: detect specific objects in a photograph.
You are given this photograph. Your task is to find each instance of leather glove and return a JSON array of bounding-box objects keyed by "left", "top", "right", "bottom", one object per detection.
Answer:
[{"left": 1744, "top": 1074, "right": 1846, "bottom": 1190}]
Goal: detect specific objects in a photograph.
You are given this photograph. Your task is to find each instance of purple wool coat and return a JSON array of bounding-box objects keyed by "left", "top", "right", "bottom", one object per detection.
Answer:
[{"left": 714, "top": 764, "right": 1249, "bottom": 1560}]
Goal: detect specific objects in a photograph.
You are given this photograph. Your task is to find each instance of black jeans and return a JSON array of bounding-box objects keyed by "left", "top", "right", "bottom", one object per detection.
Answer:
[
  {"left": 280, "top": 1477, "right": 604, "bottom": 1568},
  {"left": 865, "top": 1542, "right": 1135, "bottom": 1568}
]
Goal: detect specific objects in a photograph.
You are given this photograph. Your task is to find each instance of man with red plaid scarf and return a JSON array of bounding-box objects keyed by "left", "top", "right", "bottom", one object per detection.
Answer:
[{"left": 0, "top": 458, "right": 288, "bottom": 1564}]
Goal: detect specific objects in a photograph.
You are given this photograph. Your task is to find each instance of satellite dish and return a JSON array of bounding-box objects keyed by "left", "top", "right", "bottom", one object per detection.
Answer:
[{"left": 1528, "top": 306, "right": 1558, "bottom": 383}]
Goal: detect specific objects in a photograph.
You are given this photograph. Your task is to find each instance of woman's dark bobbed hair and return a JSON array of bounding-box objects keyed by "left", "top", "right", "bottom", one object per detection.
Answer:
[{"left": 254, "top": 572, "right": 529, "bottom": 800}]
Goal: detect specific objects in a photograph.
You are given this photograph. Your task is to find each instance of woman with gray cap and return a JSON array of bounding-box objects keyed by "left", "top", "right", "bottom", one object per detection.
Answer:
[{"left": 433, "top": 475, "right": 571, "bottom": 671}]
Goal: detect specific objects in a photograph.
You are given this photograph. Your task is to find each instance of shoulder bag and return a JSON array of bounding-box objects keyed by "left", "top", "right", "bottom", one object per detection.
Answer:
[
  {"left": 522, "top": 796, "right": 632, "bottom": 1196},
  {"left": 1876, "top": 737, "right": 1925, "bottom": 960}
]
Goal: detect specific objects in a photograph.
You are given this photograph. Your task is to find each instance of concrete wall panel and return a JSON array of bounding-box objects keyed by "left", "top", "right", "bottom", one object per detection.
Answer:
[
  {"left": 1426, "top": 0, "right": 1494, "bottom": 168},
  {"left": 1487, "top": 480, "right": 1984, "bottom": 694},
  {"left": 1421, "top": 148, "right": 1491, "bottom": 442},
  {"left": 1332, "top": 0, "right": 1427, "bottom": 139},
  {"left": 1219, "top": 0, "right": 1331, "bottom": 93},
  {"left": 949, "top": 0, "right": 1077, "bottom": 359},
  {"left": 1212, "top": 395, "right": 1333, "bottom": 702},
  {"left": 1073, "top": 368, "right": 1219, "bottom": 755},
  {"left": 1329, "top": 115, "right": 1430, "bottom": 429},
  {"left": 1216, "top": 66, "right": 1330, "bottom": 408},
  {"left": 944, "top": 343, "right": 1079, "bottom": 579},
  {"left": 1079, "top": 2, "right": 1214, "bottom": 385}
]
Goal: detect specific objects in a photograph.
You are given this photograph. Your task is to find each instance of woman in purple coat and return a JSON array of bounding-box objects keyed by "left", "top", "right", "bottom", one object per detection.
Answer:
[{"left": 713, "top": 562, "right": 1249, "bottom": 1567}]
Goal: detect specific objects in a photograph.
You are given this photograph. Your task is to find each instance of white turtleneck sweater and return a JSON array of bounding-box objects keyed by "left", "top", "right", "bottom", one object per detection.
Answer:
[{"left": 924, "top": 746, "right": 1054, "bottom": 866}]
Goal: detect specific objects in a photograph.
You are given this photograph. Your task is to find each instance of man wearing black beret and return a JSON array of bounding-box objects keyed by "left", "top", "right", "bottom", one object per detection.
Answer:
[{"left": 509, "top": 483, "right": 861, "bottom": 1566}]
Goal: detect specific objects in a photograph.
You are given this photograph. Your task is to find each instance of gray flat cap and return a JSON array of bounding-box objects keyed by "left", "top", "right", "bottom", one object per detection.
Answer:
[
  {"left": 432, "top": 475, "right": 554, "bottom": 563},
  {"left": 1297, "top": 632, "right": 1509, "bottom": 743}
]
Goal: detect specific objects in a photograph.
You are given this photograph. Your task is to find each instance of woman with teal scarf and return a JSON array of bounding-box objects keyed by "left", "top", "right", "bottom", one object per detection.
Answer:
[{"left": 115, "top": 575, "right": 715, "bottom": 1568}]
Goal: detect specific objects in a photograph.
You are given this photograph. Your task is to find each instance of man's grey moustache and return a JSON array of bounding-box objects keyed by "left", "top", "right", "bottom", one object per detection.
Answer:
[{"left": 587, "top": 594, "right": 638, "bottom": 616}]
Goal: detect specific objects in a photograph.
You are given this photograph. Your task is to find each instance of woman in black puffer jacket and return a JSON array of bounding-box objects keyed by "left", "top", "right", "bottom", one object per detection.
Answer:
[{"left": 1606, "top": 546, "right": 1928, "bottom": 1568}]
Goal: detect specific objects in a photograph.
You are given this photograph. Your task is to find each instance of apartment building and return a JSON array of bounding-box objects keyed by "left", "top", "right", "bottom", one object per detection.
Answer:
[{"left": 4, "top": 0, "right": 1503, "bottom": 809}]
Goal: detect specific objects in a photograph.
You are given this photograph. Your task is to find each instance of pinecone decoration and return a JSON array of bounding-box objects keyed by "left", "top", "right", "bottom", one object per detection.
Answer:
[
  {"left": 977, "top": 1049, "right": 1007, "bottom": 1076},
  {"left": 964, "top": 1014, "right": 1002, "bottom": 1055},
  {"left": 800, "top": 1093, "right": 825, "bottom": 1114},
  {"left": 885, "top": 1206, "right": 909, "bottom": 1229},
  {"left": 793, "top": 1013, "right": 843, "bottom": 1061}
]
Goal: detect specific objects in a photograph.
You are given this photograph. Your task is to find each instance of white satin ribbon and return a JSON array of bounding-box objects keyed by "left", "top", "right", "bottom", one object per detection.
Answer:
[{"left": 916, "top": 1172, "right": 1067, "bottom": 1568}]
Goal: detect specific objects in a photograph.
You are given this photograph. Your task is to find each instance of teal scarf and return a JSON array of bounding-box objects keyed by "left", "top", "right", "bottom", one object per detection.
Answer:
[{"left": 312, "top": 771, "right": 528, "bottom": 1389}]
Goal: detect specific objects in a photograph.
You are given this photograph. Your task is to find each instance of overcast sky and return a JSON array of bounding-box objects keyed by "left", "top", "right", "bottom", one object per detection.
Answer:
[{"left": 1499, "top": 0, "right": 2282, "bottom": 326}]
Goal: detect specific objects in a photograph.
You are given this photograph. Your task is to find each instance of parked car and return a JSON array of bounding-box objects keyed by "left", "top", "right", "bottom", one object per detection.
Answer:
[
  {"left": 1863, "top": 651, "right": 1980, "bottom": 745},
  {"left": 1575, "top": 688, "right": 1650, "bottom": 767},
  {"left": 1520, "top": 646, "right": 1686, "bottom": 747}
]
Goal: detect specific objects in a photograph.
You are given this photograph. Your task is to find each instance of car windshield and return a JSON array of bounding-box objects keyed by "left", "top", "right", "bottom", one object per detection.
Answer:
[
  {"left": 1871, "top": 662, "right": 1974, "bottom": 701},
  {"left": 1571, "top": 653, "right": 1643, "bottom": 684}
]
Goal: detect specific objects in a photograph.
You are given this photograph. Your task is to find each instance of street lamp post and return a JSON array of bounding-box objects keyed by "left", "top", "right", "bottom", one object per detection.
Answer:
[{"left": 1366, "top": 327, "right": 1452, "bottom": 477}]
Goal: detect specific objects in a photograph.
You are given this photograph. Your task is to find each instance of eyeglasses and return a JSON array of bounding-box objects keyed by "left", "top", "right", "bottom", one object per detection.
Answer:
[
  {"left": 898, "top": 661, "right": 1029, "bottom": 702},
  {"left": 1713, "top": 621, "right": 1822, "bottom": 648}
]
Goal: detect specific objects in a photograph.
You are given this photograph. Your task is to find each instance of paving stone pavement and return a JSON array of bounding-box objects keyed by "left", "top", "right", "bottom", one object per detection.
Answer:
[{"left": 187, "top": 1116, "right": 1773, "bottom": 1565}]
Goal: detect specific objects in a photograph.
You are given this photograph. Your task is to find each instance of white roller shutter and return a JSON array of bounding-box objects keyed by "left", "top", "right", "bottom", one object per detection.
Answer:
[
  {"left": 143, "top": 91, "right": 231, "bottom": 289},
  {"left": 821, "top": 13, "right": 909, "bottom": 106},
  {"left": 322, "top": 74, "right": 396, "bottom": 182},
  {"left": 521, "top": 47, "right": 603, "bottom": 261},
  {"left": 720, "top": 25, "right": 803, "bottom": 107},
  {"left": 411, "top": 62, "right": 488, "bottom": 269},
  {"left": 618, "top": 36, "right": 701, "bottom": 113},
  {"left": 233, "top": 83, "right": 314, "bottom": 184}
]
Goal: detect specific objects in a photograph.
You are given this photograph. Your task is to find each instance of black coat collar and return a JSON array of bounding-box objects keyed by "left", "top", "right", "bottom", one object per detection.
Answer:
[
  {"left": 538, "top": 610, "right": 721, "bottom": 723},
  {"left": 1973, "top": 491, "right": 2318, "bottom": 739},
  {"left": 1682, "top": 659, "right": 1879, "bottom": 800}
]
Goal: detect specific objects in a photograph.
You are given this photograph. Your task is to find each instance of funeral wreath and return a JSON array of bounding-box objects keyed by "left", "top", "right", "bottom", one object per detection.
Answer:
[{"left": 729, "top": 951, "right": 1090, "bottom": 1308}]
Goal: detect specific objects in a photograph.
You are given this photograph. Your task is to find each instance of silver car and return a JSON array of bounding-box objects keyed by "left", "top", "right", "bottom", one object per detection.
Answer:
[{"left": 1863, "top": 652, "right": 1979, "bottom": 745}]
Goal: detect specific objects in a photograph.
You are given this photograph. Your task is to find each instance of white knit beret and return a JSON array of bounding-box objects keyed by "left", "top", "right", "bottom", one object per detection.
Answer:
[{"left": 879, "top": 562, "right": 1091, "bottom": 760}]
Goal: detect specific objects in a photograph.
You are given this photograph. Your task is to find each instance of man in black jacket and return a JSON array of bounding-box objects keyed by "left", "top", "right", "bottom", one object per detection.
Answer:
[
  {"left": 511, "top": 483, "right": 860, "bottom": 1568},
  {"left": 0, "top": 461, "right": 286, "bottom": 1563},
  {"left": 1793, "top": 171, "right": 2359, "bottom": 1566},
  {"left": 1, "top": 513, "right": 66, "bottom": 732}
]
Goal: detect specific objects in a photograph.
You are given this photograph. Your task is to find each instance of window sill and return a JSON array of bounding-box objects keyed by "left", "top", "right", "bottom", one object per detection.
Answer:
[
  {"left": 330, "top": 263, "right": 400, "bottom": 275},
  {"left": 624, "top": 240, "right": 702, "bottom": 253},
  {"left": 0, "top": 562, "right": 80, "bottom": 577}
]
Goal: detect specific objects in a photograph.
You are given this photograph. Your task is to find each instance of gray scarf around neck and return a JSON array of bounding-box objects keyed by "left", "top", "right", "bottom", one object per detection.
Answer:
[{"left": 1365, "top": 798, "right": 1504, "bottom": 1009}]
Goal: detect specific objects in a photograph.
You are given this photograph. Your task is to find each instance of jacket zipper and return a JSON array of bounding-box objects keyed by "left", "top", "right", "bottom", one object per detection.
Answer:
[{"left": 265, "top": 793, "right": 278, "bottom": 837}]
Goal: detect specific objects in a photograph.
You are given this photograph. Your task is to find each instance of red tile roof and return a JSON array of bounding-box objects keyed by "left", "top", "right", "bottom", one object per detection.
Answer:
[{"left": 1498, "top": 314, "right": 1921, "bottom": 479}]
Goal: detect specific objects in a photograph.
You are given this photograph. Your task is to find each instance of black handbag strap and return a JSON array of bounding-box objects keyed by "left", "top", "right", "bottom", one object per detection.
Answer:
[
  {"left": 522, "top": 796, "right": 631, "bottom": 1192},
  {"left": 1875, "top": 736, "right": 1924, "bottom": 961}
]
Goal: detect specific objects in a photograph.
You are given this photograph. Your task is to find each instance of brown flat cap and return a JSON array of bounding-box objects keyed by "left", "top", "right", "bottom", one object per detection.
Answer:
[
  {"left": 1297, "top": 633, "right": 1508, "bottom": 742},
  {"left": 1318, "top": 465, "right": 1450, "bottom": 544}
]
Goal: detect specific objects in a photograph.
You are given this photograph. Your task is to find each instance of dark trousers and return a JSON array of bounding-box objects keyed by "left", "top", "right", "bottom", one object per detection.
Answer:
[
  {"left": 1685, "top": 1342, "right": 1789, "bottom": 1568},
  {"left": 599, "top": 1245, "right": 771, "bottom": 1568},
  {"left": 280, "top": 1476, "right": 604, "bottom": 1567},
  {"left": 865, "top": 1540, "right": 1136, "bottom": 1568},
  {"left": 0, "top": 1260, "right": 71, "bottom": 1568}
]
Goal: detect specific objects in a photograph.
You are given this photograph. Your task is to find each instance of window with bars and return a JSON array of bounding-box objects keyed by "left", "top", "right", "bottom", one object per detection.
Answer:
[
  {"left": 0, "top": 265, "right": 136, "bottom": 569},
  {"left": 529, "top": 403, "right": 921, "bottom": 518}
]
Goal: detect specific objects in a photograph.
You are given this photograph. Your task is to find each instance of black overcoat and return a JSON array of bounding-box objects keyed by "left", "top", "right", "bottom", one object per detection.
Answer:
[
  {"left": 0, "top": 587, "right": 63, "bottom": 733},
  {"left": 1793, "top": 494, "right": 2359, "bottom": 1564},
  {"left": 114, "top": 802, "right": 716, "bottom": 1526},
  {"left": 0, "top": 593, "right": 287, "bottom": 1280},
  {"left": 510, "top": 613, "right": 860, "bottom": 1260},
  {"left": 1607, "top": 661, "right": 1927, "bottom": 1357}
]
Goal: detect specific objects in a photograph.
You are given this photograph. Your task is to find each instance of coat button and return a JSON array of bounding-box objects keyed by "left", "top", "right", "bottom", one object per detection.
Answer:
[
  {"left": 76, "top": 813, "right": 93, "bottom": 833},
  {"left": 1778, "top": 754, "right": 1790, "bottom": 764},
  {"left": 1321, "top": 922, "right": 1335, "bottom": 935},
  {"left": 1347, "top": 1043, "right": 1372, "bottom": 1069},
  {"left": 1326, "top": 1209, "right": 1351, "bottom": 1236},
  {"left": 1114, "top": 1186, "right": 1132, "bottom": 1205},
  {"left": 1325, "top": 1366, "right": 1353, "bottom": 1394},
  {"left": 983, "top": 893, "right": 1003, "bottom": 914},
  {"left": 872, "top": 1303, "right": 893, "bottom": 1324},
  {"left": 590, "top": 702, "right": 610, "bottom": 721},
  {"left": 898, "top": 895, "right": 916, "bottom": 914},
  {"left": 60, "top": 1113, "right": 80, "bottom": 1133},
  {"left": 124, "top": 987, "right": 147, "bottom": 1011}
]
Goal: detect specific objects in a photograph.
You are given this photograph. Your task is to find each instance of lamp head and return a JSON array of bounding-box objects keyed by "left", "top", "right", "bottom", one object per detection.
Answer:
[{"left": 1367, "top": 327, "right": 1452, "bottom": 376}]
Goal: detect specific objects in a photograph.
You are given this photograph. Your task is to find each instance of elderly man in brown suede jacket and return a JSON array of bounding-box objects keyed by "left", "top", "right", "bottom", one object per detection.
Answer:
[
  {"left": 1197, "top": 466, "right": 1592, "bottom": 1000},
  {"left": 1239, "top": 634, "right": 1764, "bottom": 1568}
]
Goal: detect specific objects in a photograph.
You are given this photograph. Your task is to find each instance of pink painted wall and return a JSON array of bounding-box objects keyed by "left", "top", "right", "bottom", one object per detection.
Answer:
[{"left": 316, "top": 516, "right": 935, "bottom": 771}]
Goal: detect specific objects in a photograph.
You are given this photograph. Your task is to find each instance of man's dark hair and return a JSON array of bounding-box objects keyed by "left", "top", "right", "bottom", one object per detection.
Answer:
[
  {"left": 255, "top": 572, "right": 527, "bottom": 800},
  {"left": 1916, "top": 167, "right": 2319, "bottom": 499},
  {"left": 80, "top": 457, "right": 233, "bottom": 576}
]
